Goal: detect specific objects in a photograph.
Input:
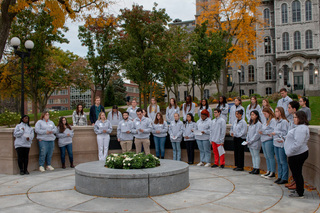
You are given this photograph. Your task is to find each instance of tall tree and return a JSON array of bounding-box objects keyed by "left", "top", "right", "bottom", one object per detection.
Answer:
[
  {"left": 78, "top": 15, "right": 119, "bottom": 105},
  {"left": 189, "top": 22, "right": 232, "bottom": 99},
  {"left": 0, "top": 0, "right": 110, "bottom": 61},
  {"left": 116, "top": 3, "right": 170, "bottom": 109},
  {"left": 197, "top": 0, "right": 262, "bottom": 95}
]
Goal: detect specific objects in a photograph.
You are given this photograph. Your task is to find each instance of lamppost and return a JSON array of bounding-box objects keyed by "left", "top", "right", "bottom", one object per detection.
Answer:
[
  {"left": 192, "top": 61, "right": 196, "bottom": 100},
  {"left": 10, "top": 37, "right": 34, "bottom": 117},
  {"left": 237, "top": 69, "right": 241, "bottom": 96}
]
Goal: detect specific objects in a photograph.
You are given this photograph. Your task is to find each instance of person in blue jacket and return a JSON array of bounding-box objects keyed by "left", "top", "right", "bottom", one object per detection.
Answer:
[{"left": 89, "top": 96, "right": 105, "bottom": 125}]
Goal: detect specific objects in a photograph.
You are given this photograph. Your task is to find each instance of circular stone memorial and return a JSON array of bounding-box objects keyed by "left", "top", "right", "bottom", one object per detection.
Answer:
[{"left": 75, "top": 159, "right": 189, "bottom": 198}]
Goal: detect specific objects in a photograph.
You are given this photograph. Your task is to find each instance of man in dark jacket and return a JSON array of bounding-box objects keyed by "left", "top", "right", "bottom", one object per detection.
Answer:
[{"left": 89, "top": 96, "right": 105, "bottom": 125}]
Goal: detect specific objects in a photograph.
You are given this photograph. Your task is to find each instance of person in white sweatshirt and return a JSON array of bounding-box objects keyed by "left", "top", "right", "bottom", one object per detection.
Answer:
[
  {"left": 169, "top": 113, "right": 184, "bottom": 161},
  {"left": 246, "top": 96, "right": 261, "bottom": 122},
  {"left": 216, "top": 96, "right": 229, "bottom": 123},
  {"left": 229, "top": 97, "right": 245, "bottom": 124},
  {"left": 117, "top": 112, "right": 134, "bottom": 153},
  {"left": 147, "top": 97, "right": 160, "bottom": 123},
  {"left": 107, "top": 105, "right": 123, "bottom": 126},
  {"left": 210, "top": 108, "right": 227, "bottom": 168},
  {"left": 152, "top": 112, "right": 168, "bottom": 159},
  {"left": 166, "top": 98, "right": 180, "bottom": 125},
  {"left": 182, "top": 95, "right": 195, "bottom": 122},
  {"left": 56, "top": 117, "right": 75, "bottom": 169},
  {"left": 94, "top": 112, "right": 113, "bottom": 161},
  {"left": 198, "top": 99, "right": 212, "bottom": 119},
  {"left": 13, "top": 115, "right": 34, "bottom": 175},
  {"left": 284, "top": 111, "right": 310, "bottom": 198},
  {"left": 183, "top": 113, "right": 197, "bottom": 164}
]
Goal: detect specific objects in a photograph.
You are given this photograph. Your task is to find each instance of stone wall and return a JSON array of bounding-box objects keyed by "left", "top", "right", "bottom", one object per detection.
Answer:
[{"left": 1, "top": 125, "right": 319, "bottom": 190}]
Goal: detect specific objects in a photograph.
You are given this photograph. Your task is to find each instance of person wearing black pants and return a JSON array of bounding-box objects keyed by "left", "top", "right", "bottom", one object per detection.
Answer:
[
  {"left": 284, "top": 111, "right": 310, "bottom": 198},
  {"left": 13, "top": 115, "right": 34, "bottom": 175},
  {"left": 230, "top": 109, "right": 247, "bottom": 171},
  {"left": 183, "top": 113, "right": 197, "bottom": 164}
]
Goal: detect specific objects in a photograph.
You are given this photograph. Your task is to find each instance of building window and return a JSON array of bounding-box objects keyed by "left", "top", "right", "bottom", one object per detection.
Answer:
[
  {"left": 264, "top": 37, "right": 271, "bottom": 54},
  {"left": 248, "top": 65, "right": 254, "bottom": 82},
  {"left": 283, "top": 65, "right": 289, "bottom": 86},
  {"left": 184, "top": 91, "right": 188, "bottom": 101},
  {"left": 305, "top": 0, "right": 312, "bottom": 21},
  {"left": 204, "top": 89, "right": 210, "bottom": 99},
  {"left": 48, "top": 99, "right": 54, "bottom": 104},
  {"left": 294, "top": 31, "right": 301, "bottom": 50},
  {"left": 292, "top": 0, "right": 301, "bottom": 22},
  {"left": 265, "top": 62, "right": 272, "bottom": 80},
  {"left": 281, "top": 3, "right": 288, "bottom": 24},
  {"left": 306, "top": 30, "right": 313, "bottom": 49},
  {"left": 249, "top": 89, "right": 254, "bottom": 96},
  {"left": 266, "top": 87, "right": 272, "bottom": 95},
  {"left": 240, "top": 90, "right": 245, "bottom": 96},
  {"left": 264, "top": 8, "right": 270, "bottom": 26},
  {"left": 309, "top": 64, "right": 314, "bottom": 85},
  {"left": 282, "top": 32, "right": 289, "bottom": 51}
]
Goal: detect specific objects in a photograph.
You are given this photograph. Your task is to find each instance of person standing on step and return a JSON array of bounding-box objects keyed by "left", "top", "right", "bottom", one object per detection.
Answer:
[
  {"left": 229, "top": 97, "right": 245, "bottom": 125},
  {"left": 166, "top": 98, "right": 180, "bottom": 125},
  {"left": 216, "top": 96, "right": 228, "bottom": 123},
  {"left": 147, "top": 97, "right": 160, "bottom": 123},
  {"left": 169, "top": 113, "right": 184, "bottom": 161},
  {"left": 132, "top": 109, "right": 152, "bottom": 154},
  {"left": 182, "top": 95, "right": 195, "bottom": 122},
  {"left": 183, "top": 113, "right": 197, "bottom": 164},
  {"left": 127, "top": 98, "right": 139, "bottom": 121},
  {"left": 89, "top": 96, "right": 105, "bottom": 125},
  {"left": 14, "top": 115, "right": 34, "bottom": 175},
  {"left": 299, "top": 97, "right": 311, "bottom": 122},
  {"left": 277, "top": 88, "right": 292, "bottom": 117},
  {"left": 152, "top": 112, "right": 168, "bottom": 159},
  {"left": 72, "top": 104, "right": 87, "bottom": 126},
  {"left": 198, "top": 98, "right": 212, "bottom": 119},
  {"left": 246, "top": 96, "right": 261, "bottom": 122},
  {"left": 107, "top": 105, "right": 123, "bottom": 126},
  {"left": 261, "top": 99, "right": 274, "bottom": 124},
  {"left": 117, "top": 112, "right": 134, "bottom": 153},
  {"left": 94, "top": 112, "right": 113, "bottom": 161}
]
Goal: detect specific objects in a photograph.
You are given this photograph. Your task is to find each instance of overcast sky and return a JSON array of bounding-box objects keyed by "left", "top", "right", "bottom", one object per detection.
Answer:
[{"left": 55, "top": 0, "right": 196, "bottom": 57}]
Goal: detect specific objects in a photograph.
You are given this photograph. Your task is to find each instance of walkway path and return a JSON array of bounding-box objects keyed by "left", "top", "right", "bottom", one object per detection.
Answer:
[{"left": 0, "top": 165, "right": 319, "bottom": 212}]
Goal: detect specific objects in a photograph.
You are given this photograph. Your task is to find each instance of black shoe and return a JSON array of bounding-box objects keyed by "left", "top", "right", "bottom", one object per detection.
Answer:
[
  {"left": 278, "top": 179, "right": 288, "bottom": 184},
  {"left": 252, "top": 169, "right": 260, "bottom": 174},
  {"left": 20, "top": 171, "right": 24, "bottom": 175},
  {"left": 211, "top": 164, "right": 218, "bottom": 168},
  {"left": 249, "top": 169, "right": 255, "bottom": 174},
  {"left": 24, "top": 171, "right": 29, "bottom": 175},
  {"left": 188, "top": 162, "right": 193, "bottom": 165},
  {"left": 274, "top": 178, "right": 282, "bottom": 184},
  {"left": 62, "top": 163, "right": 66, "bottom": 169},
  {"left": 161, "top": 157, "right": 164, "bottom": 159},
  {"left": 235, "top": 168, "right": 244, "bottom": 171},
  {"left": 233, "top": 167, "right": 237, "bottom": 171},
  {"left": 220, "top": 165, "right": 225, "bottom": 168}
]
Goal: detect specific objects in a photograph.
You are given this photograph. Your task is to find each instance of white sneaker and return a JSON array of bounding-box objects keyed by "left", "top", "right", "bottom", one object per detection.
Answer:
[
  {"left": 197, "top": 162, "right": 204, "bottom": 166},
  {"left": 39, "top": 166, "right": 45, "bottom": 172},
  {"left": 46, "top": 165, "right": 54, "bottom": 171},
  {"left": 204, "top": 163, "right": 211, "bottom": 167}
]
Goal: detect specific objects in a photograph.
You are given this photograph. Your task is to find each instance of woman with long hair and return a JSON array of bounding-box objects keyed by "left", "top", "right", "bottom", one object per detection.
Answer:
[
  {"left": 152, "top": 112, "right": 168, "bottom": 159},
  {"left": 246, "top": 110, "right": 262, "bottom": 174},
  {"left": 198, "top": 99, "right": 212, "bottom": 119},
  {"left": 246, "top": 96, "right": 261, "bottom": 121},
  {"left": 147, "top": 97, "right": 160, "bottom": 123},
  {"left": 35, "top": 111, "right": 58, "bottom": 172},
  {"left": 94, "top": 112, "right": 113, "bottom": 161},
  {"left": 299, "top": 97, "right": 311, "bottom": 121},
  {"left": 56, "top": 117, "right": 75, "bottom": 169},
  {"left": 169, "top": 113, "right": 184, "bottom": 161},
  {"left": 284, "top": 111, "right": 309, "bottom": 198},
  {"left": 271, "top": 107, "right": 289, "bottom": 184},
  {"left": 229, "top": 97, "right": 245, "bottom": 124},
  {"left": 217, "top": 96, "right": 228, "bottom": 122},
  {"left": 127, "top": 98, "right": 139, "bottom": 121},
  {"left": 183, "top": 113, "right": 197, "bottom": 164},
  {"left": 259, "top": 107, "right": 277, "bottom": 179},
  {"left": 182, "top": 95, "right": 195, "bottom": 122},
  {"left": 72, "top": 104, "right": 87, "bottom": 126},
  {"left": 107, "top": 105, "right": 123, "bottom": 125},
  {"left": 261, "top": 99, "right": 274, "bottom": 124},
  {"left": 13, "top": 115, "right": 34, "bottom": 175},
  {"left": 166, "top": 98, "right": 180, "bottom": 125}
]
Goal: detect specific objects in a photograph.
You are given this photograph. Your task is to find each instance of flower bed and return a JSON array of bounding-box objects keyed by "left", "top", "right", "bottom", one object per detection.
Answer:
[{"left": 105, "top": 152, "right": 160, "bottom": 169}]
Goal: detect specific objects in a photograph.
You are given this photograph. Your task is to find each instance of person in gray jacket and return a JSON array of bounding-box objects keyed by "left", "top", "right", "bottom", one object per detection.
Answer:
[
  {"left": 216, "top": 96, "right": 228, "bottom": 123},
  {"left": 117, "top": 112, "right": 134, "bottom": 153},
  {"left": 229, "top": 97, "right": 245, "bottom": 124},
  {"left": 246, "top": 110, "right": 262, "bottom": 175},
  {"left": 56, "top": 117, "right": 75, "bottom": 169},
  {"left": 147, "top": 97, "right": 160, "bottom": 123},
  {"left": 35, "top": 111, "right": 58, "bottom": 172},
  {"left": 246, "top": 96, "right": 261, "bottom": 122},
  {"left": 132, "top": 109, "right": 152, "bottom": 155},
  {"left": 277, "top": 88, "right": 293, "bottom": 117},
  {"left": 72, "top": 104, "right": 87, "bottom": 126},
  {"left": 169, "top": 113, "right": 184, "bottom": 161},
  {"left": 198, "top": 99, "right": 212, "bottom": 119},
  {"left": 182, "top": 95, "right": 195, "bottom": 122},
  {"left": 183, "top": 113, "right": 197, "bottom": 164},
  {"left": 166, "top": 98, "right": 180, "bottom": 125},
  {"left": 127, "top": 98, "right": 139, "bottom": 121},
  {"left": 195, "top": 109, "right": 212, "bottom": 167},
  {"left": 94, "top": 112, "right": 113, "bottom": 161},
  {"left": 287, "top": 101, "right": 299, "bottom": 131},
  {"left": 152, "top": 112, "right": 168, "bottom": 159},
  {"left": 230, "top": 109, "right": 247, "bottom": 171},
  {"left": 299, "top": 97, "right": 311, "bottom": 122},
  {"left": 284, "top": 111, "right": 309, "bottom": 198},
  {"left": 210, "top": 108, "right": 227, "bottom": 168},
  {"left": 107, "top": 105, "right": 123, "bottom": 126},
  {"left": 14, "top": 115, "right": 34, "bottom": 175}
]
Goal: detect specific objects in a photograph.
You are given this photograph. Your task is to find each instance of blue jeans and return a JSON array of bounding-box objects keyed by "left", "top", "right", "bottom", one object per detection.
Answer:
[
  {"left": 196, "top": 140, "right": 211, "bottom": 163},
  {"left": 59, "top": 143, "right": 73, "bottom": 164},
  {"left": 249, "top": 148, "right": 260, "bottom": 169},
  {"left": 261, "top": 140, "right": 276, "bottom": 172},
  {"left": 171, "top": 142, "right": 181, "bottom": 161},
  {"left": 274, "top": 146, "right": 288, "bottom": 180},
  {"left": 154, "top": 136, "right": 166, "bottom": 158},
  {"left": 38, "top": 140, "right": 54, "bottom": 167}
]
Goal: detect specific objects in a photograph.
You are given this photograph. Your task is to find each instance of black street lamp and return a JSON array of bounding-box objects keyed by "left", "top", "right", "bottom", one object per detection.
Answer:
[
  {"left": 192, "top": 61, "right": 196, "bottom": 100},
  {"left": 10, "top": 37, "right": 34, "bottom": 117},
  {"left": 237, "top": 69, "right": 241, "bottom": 96}
]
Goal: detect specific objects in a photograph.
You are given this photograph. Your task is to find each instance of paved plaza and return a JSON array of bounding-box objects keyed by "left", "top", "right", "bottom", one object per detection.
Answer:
[{"left": 0, "top": 165, "right": 319, "bottom": 213}]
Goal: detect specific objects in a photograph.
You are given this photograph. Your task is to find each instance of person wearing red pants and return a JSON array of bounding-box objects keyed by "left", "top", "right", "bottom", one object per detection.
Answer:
[{"left": 210, "top": 108, "right": 227, "bottom": 168}]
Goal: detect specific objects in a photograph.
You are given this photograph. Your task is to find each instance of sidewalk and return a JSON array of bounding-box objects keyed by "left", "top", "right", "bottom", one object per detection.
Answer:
[{"left": 0, "top": 165, "right": 319, "bottom": 212}]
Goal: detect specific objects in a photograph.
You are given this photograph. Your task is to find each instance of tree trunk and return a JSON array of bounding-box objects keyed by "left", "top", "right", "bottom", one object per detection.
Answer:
[
  {"left": 139, "top": 89, "right": 142, "bottom": 108},
  {"left": 215, "top": 81, "right": 220, "bottom": 94},
  {"left": 143, "top": 91, "right": 148, "bottom": 111},
  {"left": 0, "top": 0, "right": 16, "bottom": 61},
  {"left": 222, "top": 60, "right": 229, "bottom": 96},
  {"left": 165, "top": 86, "right": 170, "bottom": 103}
]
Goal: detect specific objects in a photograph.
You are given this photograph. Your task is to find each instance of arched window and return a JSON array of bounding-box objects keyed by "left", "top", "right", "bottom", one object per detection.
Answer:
[
  {"left": 282, "top": 32, "right": 289, "bottom": 51},
  {"left": 283, "top": 65, "right": 289, "bottom": 86},
  {"left": 306, "top": 30, "right": 313, "bottom": 49},
  {"left": 266, "top": 87, "right": 272, "bottom": 95},
  {"left": 265, "top": 62, "right": 272, "bottom": 80},
  {"left": 249, "top": 89, "right": 254, "bottom": 96},
  {"left": 281, "top": 3, "right": 288, "bottom": 24},
  {"left": 309, "top": 64, "right": 314, "bottom": 84},
  {"left": 264, "top": 37, "right": 271, "bottom": 54},
  {"left": 306, "top": 0, "right": 312, "bottom": 21},
  {"left": 248, "top": 65, "right": 255, "bottom": 82},
  {"left": 264, "top": 8, "right": 270, "bottom": 26},
  {"left": 294, "top": 31, "right": 301, "bottom": 50},
  {"left": 292, "top": 0, "right": 301, "bottom": 22},
  {"left": 204, "top": 89, "right": 210, "bottom": 99}
]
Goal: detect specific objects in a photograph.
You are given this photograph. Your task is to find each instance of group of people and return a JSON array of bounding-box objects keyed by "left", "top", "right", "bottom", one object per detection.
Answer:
[{"left": 13, "top": 89, "right": 311, "bottom": 198}]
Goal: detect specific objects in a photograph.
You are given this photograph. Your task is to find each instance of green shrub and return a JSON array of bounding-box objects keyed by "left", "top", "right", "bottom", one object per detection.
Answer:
[
  {"left": 226, "top": 91, "right": 239, "bottom": 99},
  {"left": 105, "top": 152, "right": 160, "bottom": 169},
  {"left": 269, "top": 93, "right": 282, "bottom": 103},
  {"left": 250, "top": 93, "right": 261, "bottom": 98},
  {"left": 241, "top": 95, "right": 249, "bottom": 100},
  {"left": 288, "top": 93, "right": 298, "bottom": 100},
  {"left": 0, "top": 110, "right": 20, "bottom": 127}
]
